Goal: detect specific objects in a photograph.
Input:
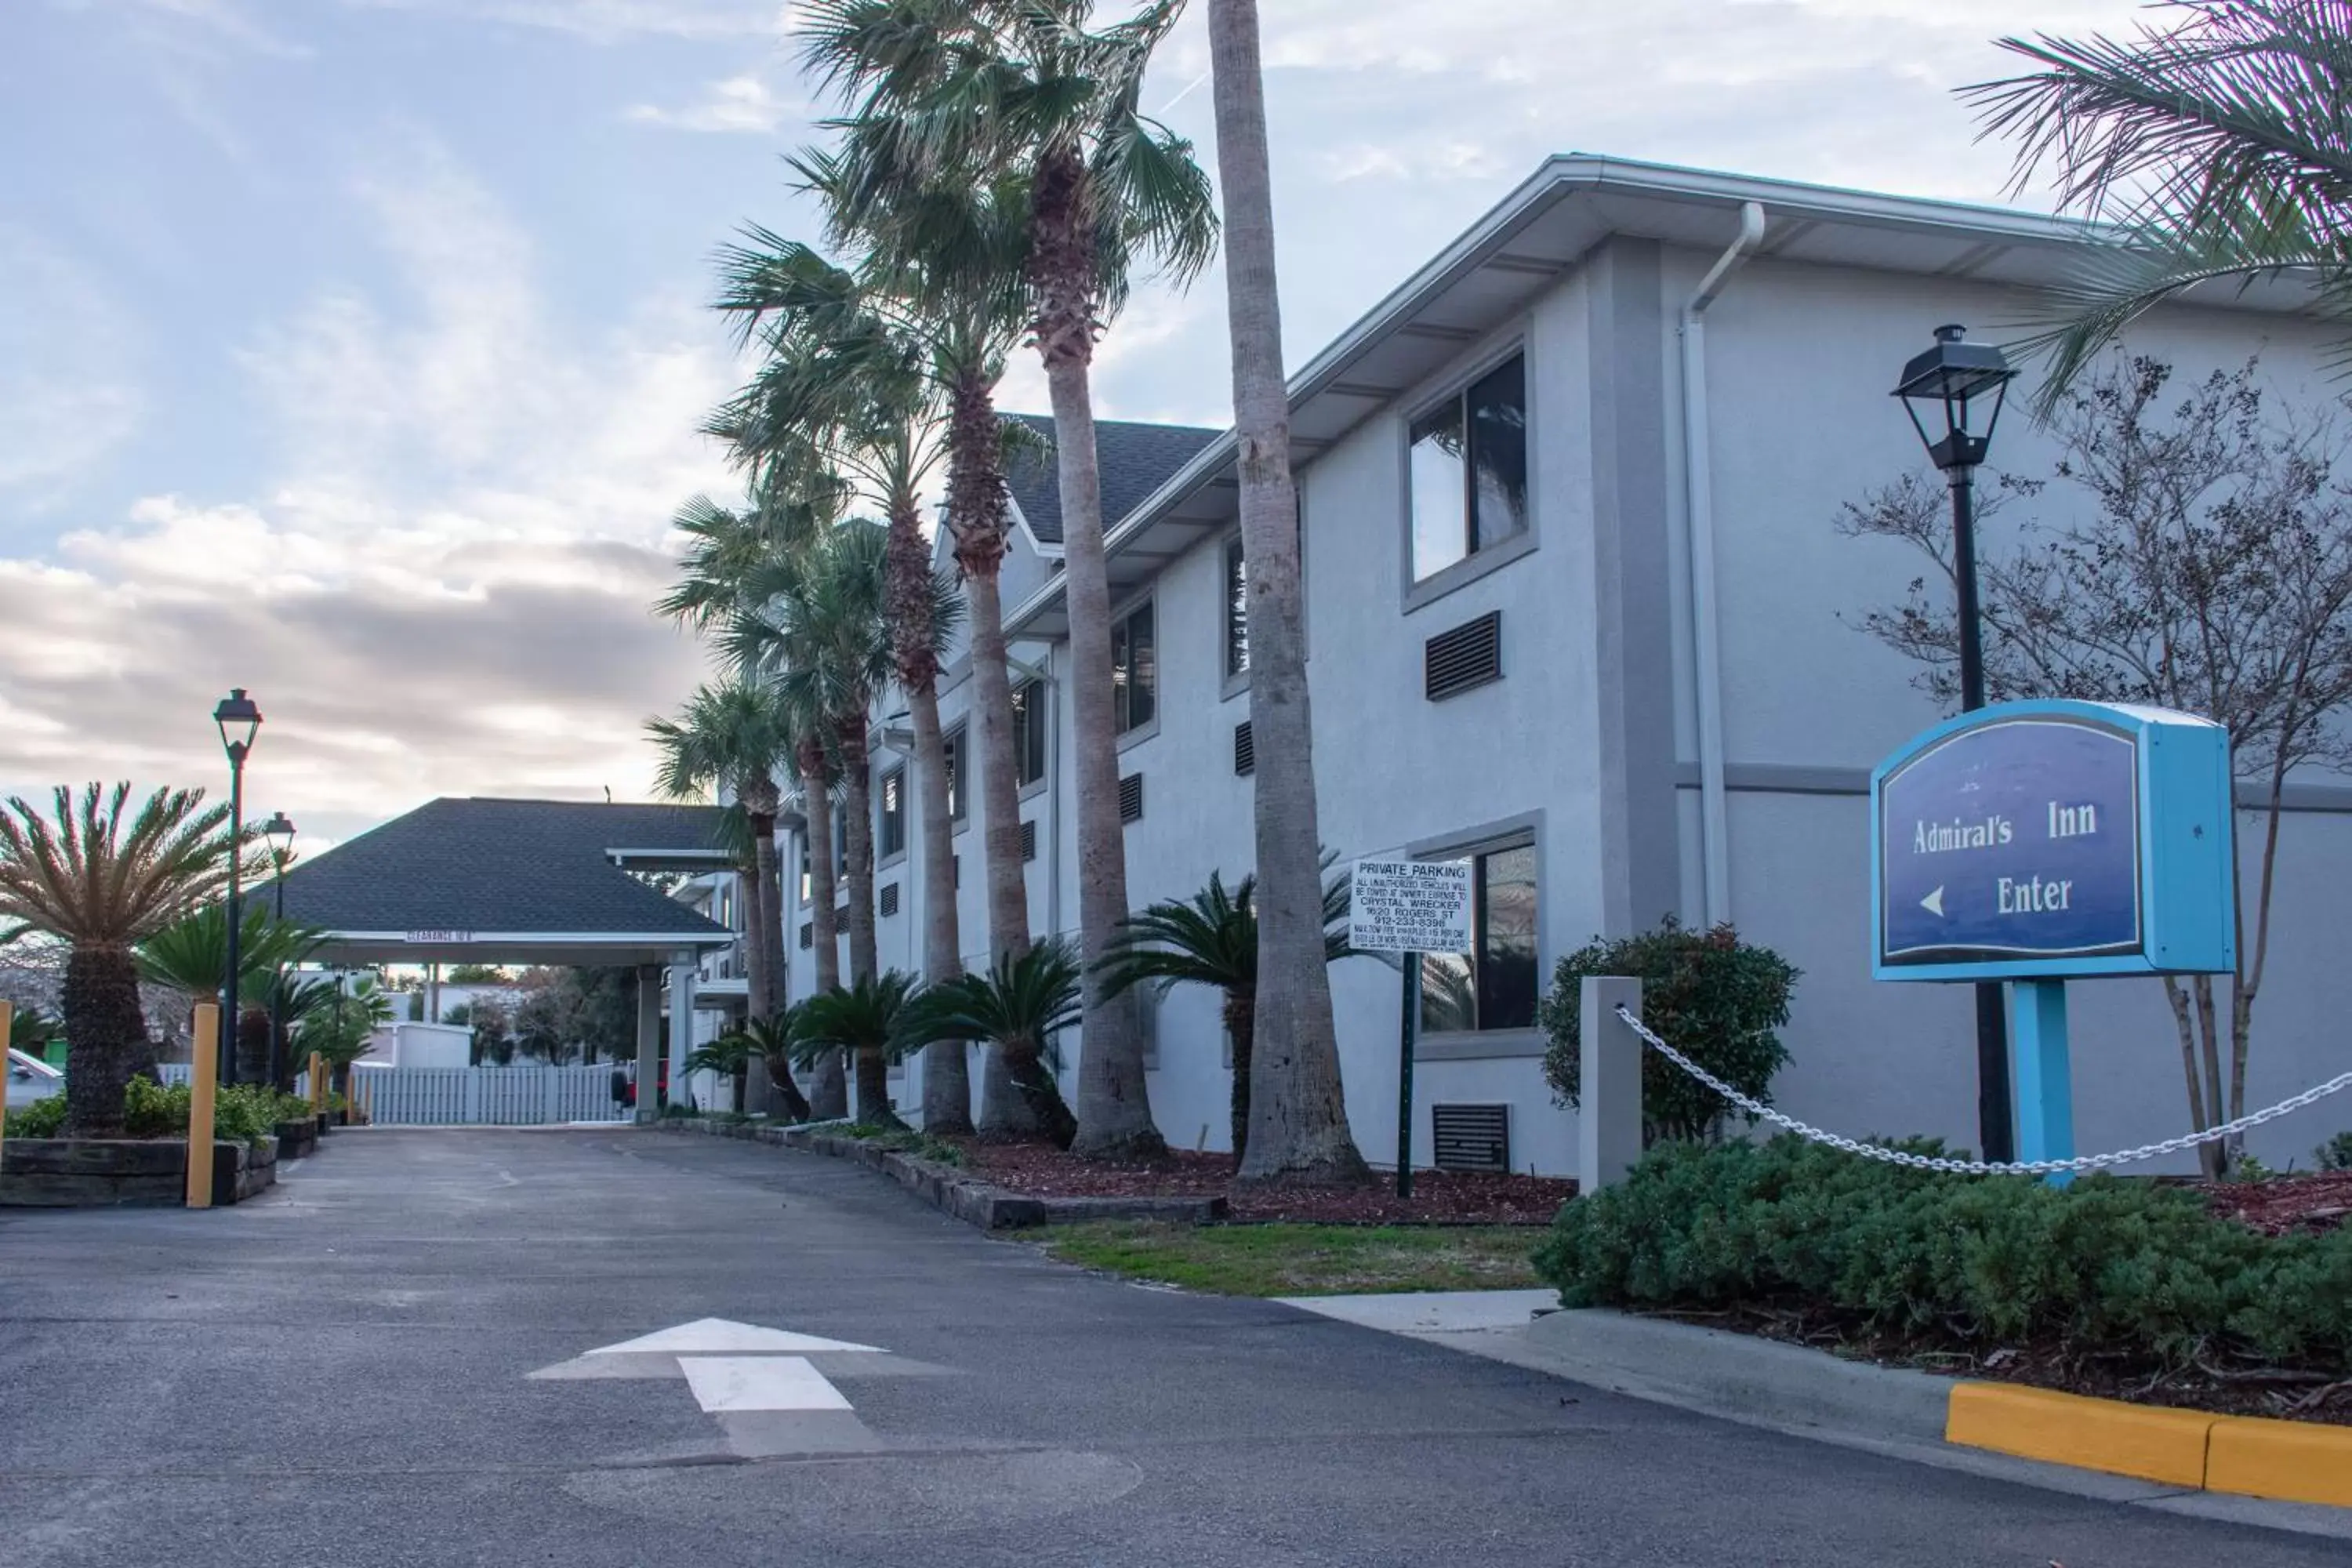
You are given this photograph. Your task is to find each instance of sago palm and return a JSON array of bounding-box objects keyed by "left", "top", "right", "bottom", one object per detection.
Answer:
[
  {"left": 137, "top": 905, "right": 327, "bottom": 1087},
  {"left": 685, "top": 1029, "right": 760, "bottom": 1114},
  {"left": 800, "top": 0, "right": 1218, "bottom": 1161},
  {"left": 1966, "top": 0, "right": 2352, "bottom": 403},
  {"left": 0, "top": 783, "right": 245, "bottom": 1134},
  {"left": 796, "top": 971, "right": 921, "bottom": 1129},
  {"left": 906, "top": 941, "right": 1083, "bottom": 1149},
  {"left": 1097, "top": 858, "right": 1361, "bottom": 1165}
]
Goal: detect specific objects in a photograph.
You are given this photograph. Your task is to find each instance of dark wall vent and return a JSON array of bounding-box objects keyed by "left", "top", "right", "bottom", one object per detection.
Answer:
[
  {"left": 1019, "top": 819, "right": 1038, "bottom": 862},
  {"left": 1425, "top": 610, "right": 1502, "bottom": 702},
  {"left": 797, "top": 922, "right": 813, "bottom": 951},
  {"left": 1431, "top": 1103, "right": 1512, "bottom": 1173},
  {"left": 953, "top": 854, "right": 960, "bottom": 889},
  {"left": 1119, "top": 772, "right": 1144, "bottom": 824},
  {"left": 879, "top": 883, "right": 900, "bottom": 918},
  {"left": 1233, "top": 720, "right": 1254, "bottom": 777}
]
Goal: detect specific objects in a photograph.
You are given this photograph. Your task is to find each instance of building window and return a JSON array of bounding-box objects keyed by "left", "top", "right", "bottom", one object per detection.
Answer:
[
  {"left": 797, "top": 836, "right": 811, "bottom": 905},
  {"left": 1224, "top": 535, "right": 1249, "bottom": 680},
  {"left": 944, "top": 725, "right": 968, "bottom": 822},
  {"left": 1410, "top": 353, "right": 1528, "bottom": 583},
  {"left": 1420, "top": 841, "right": 1537, "bottom": 1035},
  {"left": 1111, "top": 600, "right": 1156, "bottom": 733},
  {"left": 1011, "top": 679, "right": 1047, "bottom": 788},
  {"left": 878, "top": 764, "right": 906, "bottom": 861}
]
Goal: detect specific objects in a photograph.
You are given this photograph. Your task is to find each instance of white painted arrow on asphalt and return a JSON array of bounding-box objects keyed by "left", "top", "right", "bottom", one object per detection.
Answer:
[
  {"left": 532, "top": 1317, "right": 885, "bottom": 1412},
  {"left": 583, "top": 1316, "right": 881, "bottom": 1358},
  {"left": 1921, "top": 884, "right": 1945, "bottom": 917}
]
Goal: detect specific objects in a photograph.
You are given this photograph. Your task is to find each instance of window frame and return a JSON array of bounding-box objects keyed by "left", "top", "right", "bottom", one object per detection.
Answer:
[
  {"left": 1109, "top": 592, "right": 1160, "bottom": 747},
  {"left": 1011, "top": 677, "right": 1048, "bottom": 800},
  {"left": 1409, "top": 811, "right": 1546, "bottom": 1062},
  {"left": 1222, "top": 533, "right": 1250, "bottom": 693},
  {"left": 943, "top": 723, "right": 970, "bottom": 831},
  {"left": 1402, "top": 340, "right": 1538, "bottom": 615},
  {"left": 877, "top": 761, "right": 908, "bottom": 866}
]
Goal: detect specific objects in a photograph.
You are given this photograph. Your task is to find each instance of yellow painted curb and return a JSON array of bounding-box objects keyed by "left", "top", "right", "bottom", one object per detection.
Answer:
[
  {"left": 1946, "top": 1383, "right": 2212, "bottom": 1488},
  {"left": 2206, "top": 1415, "right": 2352, "bottom": 1509}
]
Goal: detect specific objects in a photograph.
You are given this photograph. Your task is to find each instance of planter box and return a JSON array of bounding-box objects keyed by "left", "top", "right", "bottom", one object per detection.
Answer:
[
  {"left": 274, "top": 1116, "right": 319, "bottom": 1162},
  {"left": 0, "top": 1137, "right": 278, "bottom": 1208}
]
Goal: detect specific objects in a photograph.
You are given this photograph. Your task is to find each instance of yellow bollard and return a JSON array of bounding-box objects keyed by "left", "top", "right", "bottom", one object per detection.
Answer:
[
  {"left": 0, "top": 998, "right": 14, "bottom": 1160},
  {"left": 186, "top": 1002, "right": 220, "bottom": 1210},
  {"left": 308, "top": 1050, "right": 325, "bottom": 1117}
]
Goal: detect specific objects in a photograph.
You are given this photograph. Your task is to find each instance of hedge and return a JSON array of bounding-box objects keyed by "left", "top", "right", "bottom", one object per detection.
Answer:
[{"left": 1533, "top": 1137, "right": 2352, "bottom": 1373}]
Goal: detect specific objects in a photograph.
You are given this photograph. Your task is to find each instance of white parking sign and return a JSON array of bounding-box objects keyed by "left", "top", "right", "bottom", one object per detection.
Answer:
[{"left": 1348, "top": 858, "right": 1473, "bottom": 953}]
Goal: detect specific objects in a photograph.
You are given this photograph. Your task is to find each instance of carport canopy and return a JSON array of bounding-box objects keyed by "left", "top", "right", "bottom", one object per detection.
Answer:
[{"left": 273, "top": 797, "right": 736, "bottom": 970}]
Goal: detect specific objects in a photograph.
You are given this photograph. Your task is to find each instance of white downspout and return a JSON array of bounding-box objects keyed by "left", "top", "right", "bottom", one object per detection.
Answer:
[{"left": 1680, "top": 201, "right": 1766, "bottom": 929}]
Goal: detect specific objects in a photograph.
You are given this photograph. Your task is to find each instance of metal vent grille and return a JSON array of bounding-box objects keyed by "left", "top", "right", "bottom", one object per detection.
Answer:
[
  {"left": 953, "top": 854, "right": 960, "bottom": 889},
  {"left": 1119, "top": 772, "right": 1144, "bottom": 823},
  {"left": 879, "top": 883, "right": 900, "bottom": 917},
  {"left": 1233, "top": 720, "right": 1254, "bottom": 776},
  {"left": 797, "top": 922, "right": 813, "bottom": 951},
  {"left": 1432, "top": 1103, "right": 1512, "bottom": 1173},
  {"left": 1020, "top": 819, "right": 1037, "bottom": 862},
  {"left": 1425, "top": 610, "right": 1503, "bottom": 701}
]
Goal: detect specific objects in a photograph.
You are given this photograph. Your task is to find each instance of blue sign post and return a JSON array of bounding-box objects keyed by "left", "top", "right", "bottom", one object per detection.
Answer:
[{"left": 1871, "top": 701, "right": 2234, "bottom": 1180}]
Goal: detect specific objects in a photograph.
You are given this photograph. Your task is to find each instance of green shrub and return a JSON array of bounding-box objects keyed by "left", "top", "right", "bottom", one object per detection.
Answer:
[
  {"left": 6, "top": 1094, "right": 66, "bottom": 1138},
  {"left": 1539, "top": 920, "right": 1798, "bottom": 1143},
  {"left": 1533, "top": 1138, "right": 2352, "bottom": 1372},
  {"left": 842, "top": 1122, "right": 966, "bottom": 1167},
  {"left": 5, "top": 1079, "right": 301, "bottom": 1149},
  {"left": 2317, "top": 1131, "right": 2352, "bottom": 1172}
]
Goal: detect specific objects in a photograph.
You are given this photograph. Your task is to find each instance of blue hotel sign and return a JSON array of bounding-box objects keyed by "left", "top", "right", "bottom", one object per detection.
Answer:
[{"left": 1871, "top": 701, "right": 2235, "bottom": 982}]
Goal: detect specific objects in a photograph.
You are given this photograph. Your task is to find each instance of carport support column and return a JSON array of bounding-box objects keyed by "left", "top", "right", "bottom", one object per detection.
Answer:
[
  {"left": 634, "top": 965, "right": 660, "bottom": 1124},
  {"left": 669, "top": 953, "right": 696, "bottom": 1115}
]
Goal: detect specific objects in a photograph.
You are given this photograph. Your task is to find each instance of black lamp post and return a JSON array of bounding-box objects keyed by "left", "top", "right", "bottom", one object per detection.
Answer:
[
  {"left": 263, "top": 811, "right": 296, "bottom": 1090},
  {"left": 1893, "top": 325, "right": 2020, "bottom": 1163},
  {"left": 212, "top": 688, "right": 263, "bottom": 1087}
]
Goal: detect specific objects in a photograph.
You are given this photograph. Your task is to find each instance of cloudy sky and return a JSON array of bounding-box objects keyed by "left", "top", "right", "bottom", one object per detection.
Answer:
[{"left": 1, "top": 0, "right": 2147, "bottom": 849}]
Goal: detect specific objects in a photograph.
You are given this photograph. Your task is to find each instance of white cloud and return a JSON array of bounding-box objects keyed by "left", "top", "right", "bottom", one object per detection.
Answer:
[
  {"left": 626, "top": 73, "right": 807, "bottom": 133},
  {"left": 339, "top": 0, "right": 789, "bottom": 42},
  {"left": 0, "top": 230, "right": 143, "bottom": 504}
]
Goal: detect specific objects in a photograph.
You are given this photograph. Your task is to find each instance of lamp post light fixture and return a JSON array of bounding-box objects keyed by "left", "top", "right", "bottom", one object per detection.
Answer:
[
  {"left": 263, "top": 811, "right": 296, "bottom": 1089},
  {"left": 1893, "top": 324, "right": 2020, "bottom": 1164},
  {"left": 212, "top": 688, "right": 263, "bottom": 1087}
]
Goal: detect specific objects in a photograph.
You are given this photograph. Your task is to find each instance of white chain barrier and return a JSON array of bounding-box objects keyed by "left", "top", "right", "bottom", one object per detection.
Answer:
[{"left": 1611, "top": 1004, "right": 2352, "bottom": 1177}]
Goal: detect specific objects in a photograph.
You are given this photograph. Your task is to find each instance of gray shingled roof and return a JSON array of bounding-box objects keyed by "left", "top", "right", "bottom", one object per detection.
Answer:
[
  {"left": 274, "top": 797, "right": 731, "bottom": 938},
  {"left": 1003, "top": 413, "right": 1222, "bottom": 546}
]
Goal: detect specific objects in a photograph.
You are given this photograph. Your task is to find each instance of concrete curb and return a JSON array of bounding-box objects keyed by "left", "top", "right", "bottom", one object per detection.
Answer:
[
  {"left": 652, "top": 1117, "right": 1228, "bottom": 1231},
  {"left": 1523, "top": 1308, "right": 1954, "bottom": 1442}
]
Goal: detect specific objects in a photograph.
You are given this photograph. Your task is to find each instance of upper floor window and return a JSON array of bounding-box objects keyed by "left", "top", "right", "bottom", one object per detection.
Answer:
[
  {"left": 1410, "top": 354, "right": 1528, "bottom": 583},
  {"left": 878, "top": 764, "right": 906, "bottom": 861},
  {"left": 1112, "top": 600, "right": 1156, "bottom": 733},
  {"left": 1224, "top": 536, "right": 1249, "bottom": 681},
  {"left": 798, "top": 837, "right": 811, "bottom": 905},
  {"left": 1011, "top": 679, "right": 1047, "bottom": 788},
  {"left": 944, "top": 725, "right": 968, "bottom": 822},
  {"left": 1419, "top": 840, "right": 1538, "bottom": 1035}
]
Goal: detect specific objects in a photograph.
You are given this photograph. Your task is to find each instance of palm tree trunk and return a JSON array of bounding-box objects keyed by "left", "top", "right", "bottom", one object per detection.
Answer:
[
  {"left": 800, "top": 743, "right": 848, "bottom": 1120},
  {"left": 236, "top": 1006, "right": 271, "bottom": 1086},
  {"left": 62, "top": 942, "right": 147, "bottom": 1137},
  {"left": 949, "top": 368, "right": 1041, "bottom": 1138},
  {"left": 1223, "top": 989, "right": 1256, "bottom": 1165},
  {"left": 750, "top": 821, "right": 811, "bottom": 1120},
  {"left": 909, "top": 681, "right": 973, "bottom": 1131},
  {"left": 1210, "top": 0, "right": 1369, "bottom": 1185},
  {"left": 1032, "top": 154, "right": 1162, "bottom": 1160},
  {"left": 837, "top": 717, "right": 880, "bottom": 988},
  {"left": 1004, "top": 1037, "right": 1077, "bottom": 1149},
  {"left": 855, "top": 1043, "right": 904, "bottom": 1128},
  {"left": 737, "top": 848, "right": 772, "bottom": 1116}
]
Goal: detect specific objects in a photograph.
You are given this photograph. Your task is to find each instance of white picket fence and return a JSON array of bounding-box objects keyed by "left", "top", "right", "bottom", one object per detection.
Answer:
[{"left": 158, "top": 1063, "right": 630, "bottom": 1127}]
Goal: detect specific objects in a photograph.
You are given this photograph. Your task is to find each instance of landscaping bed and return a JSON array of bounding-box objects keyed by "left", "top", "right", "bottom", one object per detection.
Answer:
[
  {"left": 1536, "top": 1136, "right": 2352, "bottom": 1428},
  {"left": 1033, "top": 1220, "right": 1541, "bottom": 1296},
  {"left": 2194, "top": 1170, "right": 2352, "bottom": 1236},
  {"left": 952, "top": 1139, "right": 1576, "bottom": 1225}
]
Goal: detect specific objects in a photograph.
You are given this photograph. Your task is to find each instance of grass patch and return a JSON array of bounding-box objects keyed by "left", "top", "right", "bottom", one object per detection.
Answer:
[
  {"left": 1033, "top": 1221, "right": 1545, "bottom": 1297},
  {"left": 840, "top": 1122, "right": 967, "bottom": 1167}
]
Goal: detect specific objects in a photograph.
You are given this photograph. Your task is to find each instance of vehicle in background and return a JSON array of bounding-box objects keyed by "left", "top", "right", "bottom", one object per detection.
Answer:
[{"left": 6, "top": 1047, "right": 63, "bottom": 1110}]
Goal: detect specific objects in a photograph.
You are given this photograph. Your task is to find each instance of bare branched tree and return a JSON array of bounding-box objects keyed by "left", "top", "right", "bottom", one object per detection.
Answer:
[{"left": 1841, "top": 354, "right": 2352, "bottom": 1174}]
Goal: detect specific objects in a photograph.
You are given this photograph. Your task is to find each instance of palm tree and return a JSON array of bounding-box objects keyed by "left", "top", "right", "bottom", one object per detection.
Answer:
[
  {"left": 685, "top": 1029, "right": 759, "bottom": 1113},
  {"left": 789, "top": 144, "right": 1046, "bottom": 1135},
  {"left": 797, "top": 971, "right": 921, "bottom": 1128},
  {"left": 0, "top": 784, "right": 245, "bottom": 1135},
  {"left": 1097, "top": 858, "right": 1363, "bottom": 1166},
  {"left": 646, "top": 679, "right": 813, "bottom": 1120},
  {"left": 136, "top": 905, "right": 326, "bottom": 1087},
  {"left": 710, "top": 241, "right": 976, "bottom": 1131},
  {"left": 740, "top": 1011, "right": 810, "bottom": 1112},
  {"left": 905, "top": 940, "right": 1083, "bottom": 1149},
  {"left": 1203, "top": 0, "right": 1370, "bottom": 1186},
  {"left": 294, "top": 975, "right": 397, "bottom": 1103},
  {"left": 799, "top": 0, "right": 1218, "bottom": 1160},
  {"left": 1965, "top": 1, "right": 2352, "bottom": 404}
]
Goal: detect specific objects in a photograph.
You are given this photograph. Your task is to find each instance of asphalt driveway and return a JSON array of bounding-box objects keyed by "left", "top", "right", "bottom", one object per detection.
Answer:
[{"left": 0, "top": 1127, "right": 2337, "bottom": 1566}]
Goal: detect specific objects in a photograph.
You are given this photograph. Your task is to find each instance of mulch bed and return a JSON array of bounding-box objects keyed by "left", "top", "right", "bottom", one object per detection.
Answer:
[
  {"left": 1655, "top": 1301, "right": 2352, "bottom": 1426},
  {"left": 2195, "top": 1171, "right": 2352, "bottom": 1235},
  {"left": 947, "top": 1138, "right": 1574, "bottom": 1225}
]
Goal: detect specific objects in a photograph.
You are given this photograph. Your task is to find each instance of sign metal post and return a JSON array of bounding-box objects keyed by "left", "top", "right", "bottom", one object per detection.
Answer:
[{"left": 1349, "top": 858, "right": 1474, "bottom": 1201}]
